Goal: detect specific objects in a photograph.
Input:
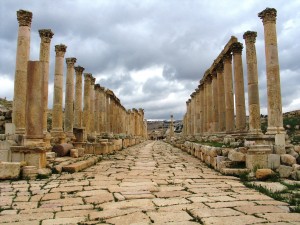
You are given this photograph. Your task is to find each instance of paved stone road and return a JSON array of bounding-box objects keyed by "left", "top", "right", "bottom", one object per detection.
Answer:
[{"left": 0, "top": 141, "right": 300, "bottom": 225}]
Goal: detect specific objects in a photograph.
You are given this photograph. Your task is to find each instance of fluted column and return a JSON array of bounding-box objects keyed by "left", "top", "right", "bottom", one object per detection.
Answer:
[
  {"left": 94, "top": 84, "right": 100, "bottom": 135},
  {"left": 202, "top": 83, "right": 207, "bottom": 133},
  {"left": 51, "top": 44, "right": 67, "bottom": 133},
  {"left": 223, "top": 52, "right": 235, "bottom": 133},
  {"left": 39, "top": 29, "right": 54, "bottom": 134},
  {"left": 258, "top": 8, "right": 284, "bottom": 134},
  {"left": 64, "top": 57, "right": 77, "bottom": 137},
  {"left": 13, "top": 10, "right": 32, "bottom": 134},
  {"left": 216, "top": 63, "right": 226, "bottom": 132},
  {"left": 211, "top": 72, "right": 219, "bottom": 132},
  {"left": 83, "top": 73, "right": 92, "bottom": 136},
  {"left": 243, "top": 31, "right": 262, "bottom": 134},
  {"left": 89, "top": 76, "right": 96, "bottom": 135},
  {"left": 74, "top": 66, "right": 85, "bottom": 128},
  {"left": 232, "top": 42, "right": 247, "bottom": 132}
]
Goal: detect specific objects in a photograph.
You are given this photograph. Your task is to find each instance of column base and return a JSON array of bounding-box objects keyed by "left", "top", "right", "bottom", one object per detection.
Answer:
[
  {"left": 246, "top": 145, "right": 272, "bottom": 170},
  {"left": 248, "top": 129, "right": 263, "bottom": 135},
  {"left": 15, "top": 127, "right": 26, "bottom": 135},
  {"left": 11, "top": 146, "right": 47, "bottom": 169},
  {"left": 266, "top": 126, "right": 285, "bottom": 135}
]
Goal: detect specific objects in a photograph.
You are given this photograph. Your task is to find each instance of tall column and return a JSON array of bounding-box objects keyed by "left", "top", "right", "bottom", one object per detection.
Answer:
[
  {"left": 187, "top": 100, "right": 191, "bottom": 135},
  {"left": 89, "top": 76, "right": 96, "bottom": 135},
  {"left": 105, "top": 91, "right": 111, "bottom": 133},
  {"left": 25, "top": 61, "right": 44, "bottom": 142},
  {"left": 223, "top": 52, "right": 235, "bottom": 133},
  {"left": 64, "top": 57, "right": 77, "bottom": 137},
  {"left": 216, "top": 63, "right": 226, "bottom": 132},
  {"left": 13, "top": 10, "right": 32, "bottom": 134},
  {"left": 211, "top": 71, "right": 219, "bottom": 132},
  {"left": 232, "top": 42, "right": 247, "bottom": 132},
  {"left": 51, "top": 44, "right": 67, "bottom": 134},
  {"left": 39, "top": 29, "right": 54, "bottom": 134},
  {"left": 83, "top": 73, "right": 92, "bottom": 136},
  {"left": 99, "top": 86, "right": 106, "bottom": 133},
  {"left": 94, "top": 84, "right": 100, "bottom": 135},
  {"left": 195, "top": 88, "right": 200, "bottom": 134},
  {"left": 258, "top": 8, "right": 284, "bottom": 134},
  {"left": 243, "top": 31, "right": 262, "bottom": 134},
  {"left": 206, "top": 77, "right": 212, "bottom": 133},
  {"left": 199, "top": 84, "right": 204, "bottom": 134},
  {"left": 190, "top": 93, "right": 195, "bottom": 135},
  {"left": 202, "top": 82, "right": 207, "bottom": 133},
  {"left": 74, "top": 66, "right": 85, "bottom": 128}
]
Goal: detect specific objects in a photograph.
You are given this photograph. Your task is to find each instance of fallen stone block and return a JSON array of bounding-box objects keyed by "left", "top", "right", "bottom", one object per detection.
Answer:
[
  {"left": 78, "top": 148, "right": 85, "bottom": 157},
  {"left": 52, "top": 143, "right": 73, "bottom": 157},
  {"left": 280, "top": 154, "right": 296, "bottom": 166},
  {"left": 268, "top": 154, "right": 280, "bottom": 169},
  {"left": 277, "top": 165, "right": 293, "bottom": 178},
  {"left": 46, "top": 152, "right": 56, "bottom": 159},
  {"left": 62, "top": 156, "right": 99, "bottom": 173},
  {"left": 70, "top": 149, "right": 79, "bottom": 158},
  {"left": 220, "top": 168, "right": 250, "bottom": 176},
  {"left": 0, "top": 162, "right": 21, "bottom": 179},
  {"left": 255, "top": 169, "right": 275, "bottom": 180},
  {"left": 228, "top": 150, "right": 245, "bottom": 162}
]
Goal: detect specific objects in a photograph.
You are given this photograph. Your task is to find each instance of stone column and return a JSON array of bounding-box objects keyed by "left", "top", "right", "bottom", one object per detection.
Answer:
[
  {"left": 195, "top": 88, "right": 200, "bottom": 134},
  {"left": 51, "top": 44, "right": 67, "bottom": 134},
  {"left": 258, "top": 8, "right": 284, "bottom": 134},
  {"left": 83, "top": 73, "right": 92, "bottom": 137},
  {"left": 99, "top": 86, "right": 106, "bottom": 133},
  {"left": 199, "top": 84, "right": 204, "bottom": 134},
  {"left": 39, "top": 29, "right": 54, "bottom": 134},
  {"left": 216, "top": 63, "right": 226, "bottom": 132},
  {"left": 89, "top": 77, "right": 96, "bottom": 135},
  {"left": 232, "top": 42, "right": 247, "bottom": 132},
  {"left": 202, "top": 83, "right": 207, "bottom": 133},
  {"left": 94, "top": 84, "right": 100, "bottom": 135},
  {"left": 105, "top": 92, "right": 111, "bottom": 133},
  {"left": 206, "top": 77, "right": 212, "bottom": 133},
  {"left": 243, "top": 31, "right": 262, "bottom": 134},
  {"left": 13, "top": 10, "right": 32, "bottom": 134},
  {"left": 25, "top": 61, "right": 44, "bottom": 142},
  {"left": 64, "top": 57, "right": 77, "bottom": 138},
  {"left": 190, "top": 93, "right": 195, "bottom": 135},
  {"left": 186, "top": 100, "right": 191, "bottom": 135},
  {"left": 170, "top": 115, "right": 174, "bottom": 138},
  {"left": 74, "top": 66, "right": 85, "bottom": 128},
  {"left": 211, "top": 71, "right": 219, "bottom": 132},
  {"left": 223, "top": 52, "right": 235, "bottom": 133}
]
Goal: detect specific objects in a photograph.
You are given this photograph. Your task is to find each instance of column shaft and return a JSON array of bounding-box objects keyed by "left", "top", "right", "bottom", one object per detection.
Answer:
[
  {"left": 74, "top": 66, "right": 85, "bottom": 128},
  {"left": 217, "top": 64, "right": 226, "bottom": 132},
  {"left": 211, "top": 73, "right": 219, "bottom": 132},
  {"left": 83, "top": 73, "right": 91, "bottom": 136},
  {"left": 206, "top": 78, "right": 212, "bottom": 133},
  {"left": 13, "top": 10, "right": 32, "bottom": 134}
]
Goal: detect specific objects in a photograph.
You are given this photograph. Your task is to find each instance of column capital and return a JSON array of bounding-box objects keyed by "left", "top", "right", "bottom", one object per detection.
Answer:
[
  {"left": 258, "top": 8, "right": 277, "bottom": 24},
  {"left": 94, "top": 84, "right": 101, "bottom": 91},
  {"left": 223, "top": 52, "right": 232, "bottom": 63},
  {"left": 66, "top": 57, "right": 77, "bottom": 67},
  {"left": 55, "top": 44, "right": 67, "bottom": 57},
  {"left": 231, "top": 42, "right": 243, "bottom": 54},
  {"left": 17, "top": 10, "right": 32, "bottom": 27},
  {"left": 243, "top": 31, "right": 257, "bottom": 43},
  {"left": 84, "top": 73, "right": 92, "bottom": 81},
  {"left": 216, "top": 63, "right": 224, "bottom": 73},
  {"left": 39, "top": 29, "right": 54, "bottom": 43},
  {"left": 74, "top": 65, "right": 85, "bottom": 74}
]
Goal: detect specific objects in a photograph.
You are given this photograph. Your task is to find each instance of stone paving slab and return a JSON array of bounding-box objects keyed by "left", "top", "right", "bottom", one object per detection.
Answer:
[{"left": 0, "top": 140, "right": 299, "bottom": 225}]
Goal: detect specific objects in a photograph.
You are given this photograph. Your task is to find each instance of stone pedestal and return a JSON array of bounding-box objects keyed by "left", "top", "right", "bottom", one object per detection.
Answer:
[
  {"left": 13, "top": 10, "right": 32, "bottom": 135},
  {"left": 11, "top": 146, "right": 46, "bottom": 169},
  {"left": 246, "top": 145, "right": 272, "bottom": 170}
]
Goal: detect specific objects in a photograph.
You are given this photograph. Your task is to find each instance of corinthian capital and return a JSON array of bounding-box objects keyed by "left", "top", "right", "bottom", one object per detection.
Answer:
[
  {"left": 17, "top": 10, "right": 32, "bottom": 27},
  {"left": 66, "top": 57, "right": 77, "bottom": 67},
  {"left": 231, "top": 42, "right": 243, "bottom": 54},
  {"left": 55, "top": 44, "right": 67, "bottom": 57},
  {"left": 243, "top": 31, "right": 257, "bottom": 43},
  {"left": 258, "top": 8, "right": 277, "bottom": 24},
  {"left": 75, "top": 66, "right": 85, "bottom": 74},
  {"left": 39, "top": 29, "right": 54, "bottom": 43}
]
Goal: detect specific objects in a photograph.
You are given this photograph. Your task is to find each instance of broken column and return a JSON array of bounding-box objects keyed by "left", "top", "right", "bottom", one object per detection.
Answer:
[
  {"left": 39, "top": 29, "right": 54, "bottom": 134},
  {"left": 258, "top": 8, "right": 284, "bottom": 134},
  {"left": 231, "top": 42, "right": 247, "bottom": 132},
  {"left": 74, "top": 66, "right": 85, "bottom": 128},
  {"left": 13, "top": 10, "right": 33, "bottom": 135},
  {"left": 51, "top": 44, "right": 67, "bottom": 137},
  {"left": 243, "top": 31, "right": 262, "bottom": 134},
  {"left": 223, "top": 52, "right": 235, "bottom": 133},
  {"left": 64, "top": 57, "right": 77, "bottom": 138}
]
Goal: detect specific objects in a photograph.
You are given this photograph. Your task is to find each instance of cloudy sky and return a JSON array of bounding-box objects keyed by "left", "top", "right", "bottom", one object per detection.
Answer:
[{"left": 1, "top": 0, "right": 299, "bottom": 120}]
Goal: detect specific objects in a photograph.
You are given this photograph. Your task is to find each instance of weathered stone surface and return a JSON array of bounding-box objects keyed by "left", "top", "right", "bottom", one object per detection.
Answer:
[
  {"left": 280, "top": 154, "right": 296, "bottom": 166},
  {"left": 277, "top": 165, "right": 293, "bottom": 178},
  {"left": 255, "top": 168, "right": 274, "bottom": 180},
  {"left": 70, "top": 148, "right": 78, "bottom": 158},
  {"left": 228, "top": 150, "right": 245, "bottom": 162},
  {"left": 268, "top": 154, "right": 281, "bottom": 169},
  {"left": 0, "top": 162, "right": 20, "bottom": 179}
]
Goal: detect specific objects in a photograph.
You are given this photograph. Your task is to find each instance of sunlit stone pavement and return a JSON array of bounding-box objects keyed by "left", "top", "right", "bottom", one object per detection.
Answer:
[{"left": 0, "top": 140, "right": 299, "bottom": 225}]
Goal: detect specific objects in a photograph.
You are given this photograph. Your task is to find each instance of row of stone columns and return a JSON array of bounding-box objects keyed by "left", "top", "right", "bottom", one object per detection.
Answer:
[
  {"left": 12, "top": 9, "right": 148, "bottom": 145},
  {"left": 184, "top": 8, "right": 284, "bottom": 138}
]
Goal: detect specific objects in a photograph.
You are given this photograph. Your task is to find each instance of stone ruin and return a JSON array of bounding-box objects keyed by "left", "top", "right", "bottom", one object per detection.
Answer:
[
  {"left": 177, "top": 8, "right": 300, "bottom": 180},
  {"left": 0, "top": 10, "right": 148, "bottom": 179}
]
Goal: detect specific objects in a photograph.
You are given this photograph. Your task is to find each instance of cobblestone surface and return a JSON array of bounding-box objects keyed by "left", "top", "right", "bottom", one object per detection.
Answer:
[{"left": 0, "top": 141, "right": 299, "bottom": 224}]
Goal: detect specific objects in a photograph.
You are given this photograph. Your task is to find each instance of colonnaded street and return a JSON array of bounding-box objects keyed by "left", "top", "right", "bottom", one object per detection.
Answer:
[{"left": 1, "top": 141, "right": 300, "bottom": 225}]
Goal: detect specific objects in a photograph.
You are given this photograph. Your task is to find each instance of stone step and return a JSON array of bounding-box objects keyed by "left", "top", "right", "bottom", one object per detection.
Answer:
[
  {"left": 220, "top": 168, "right": 250, "bottom": 176},
  {"left": 62, "top": 156, "right": 100, "bottom": 173}
]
